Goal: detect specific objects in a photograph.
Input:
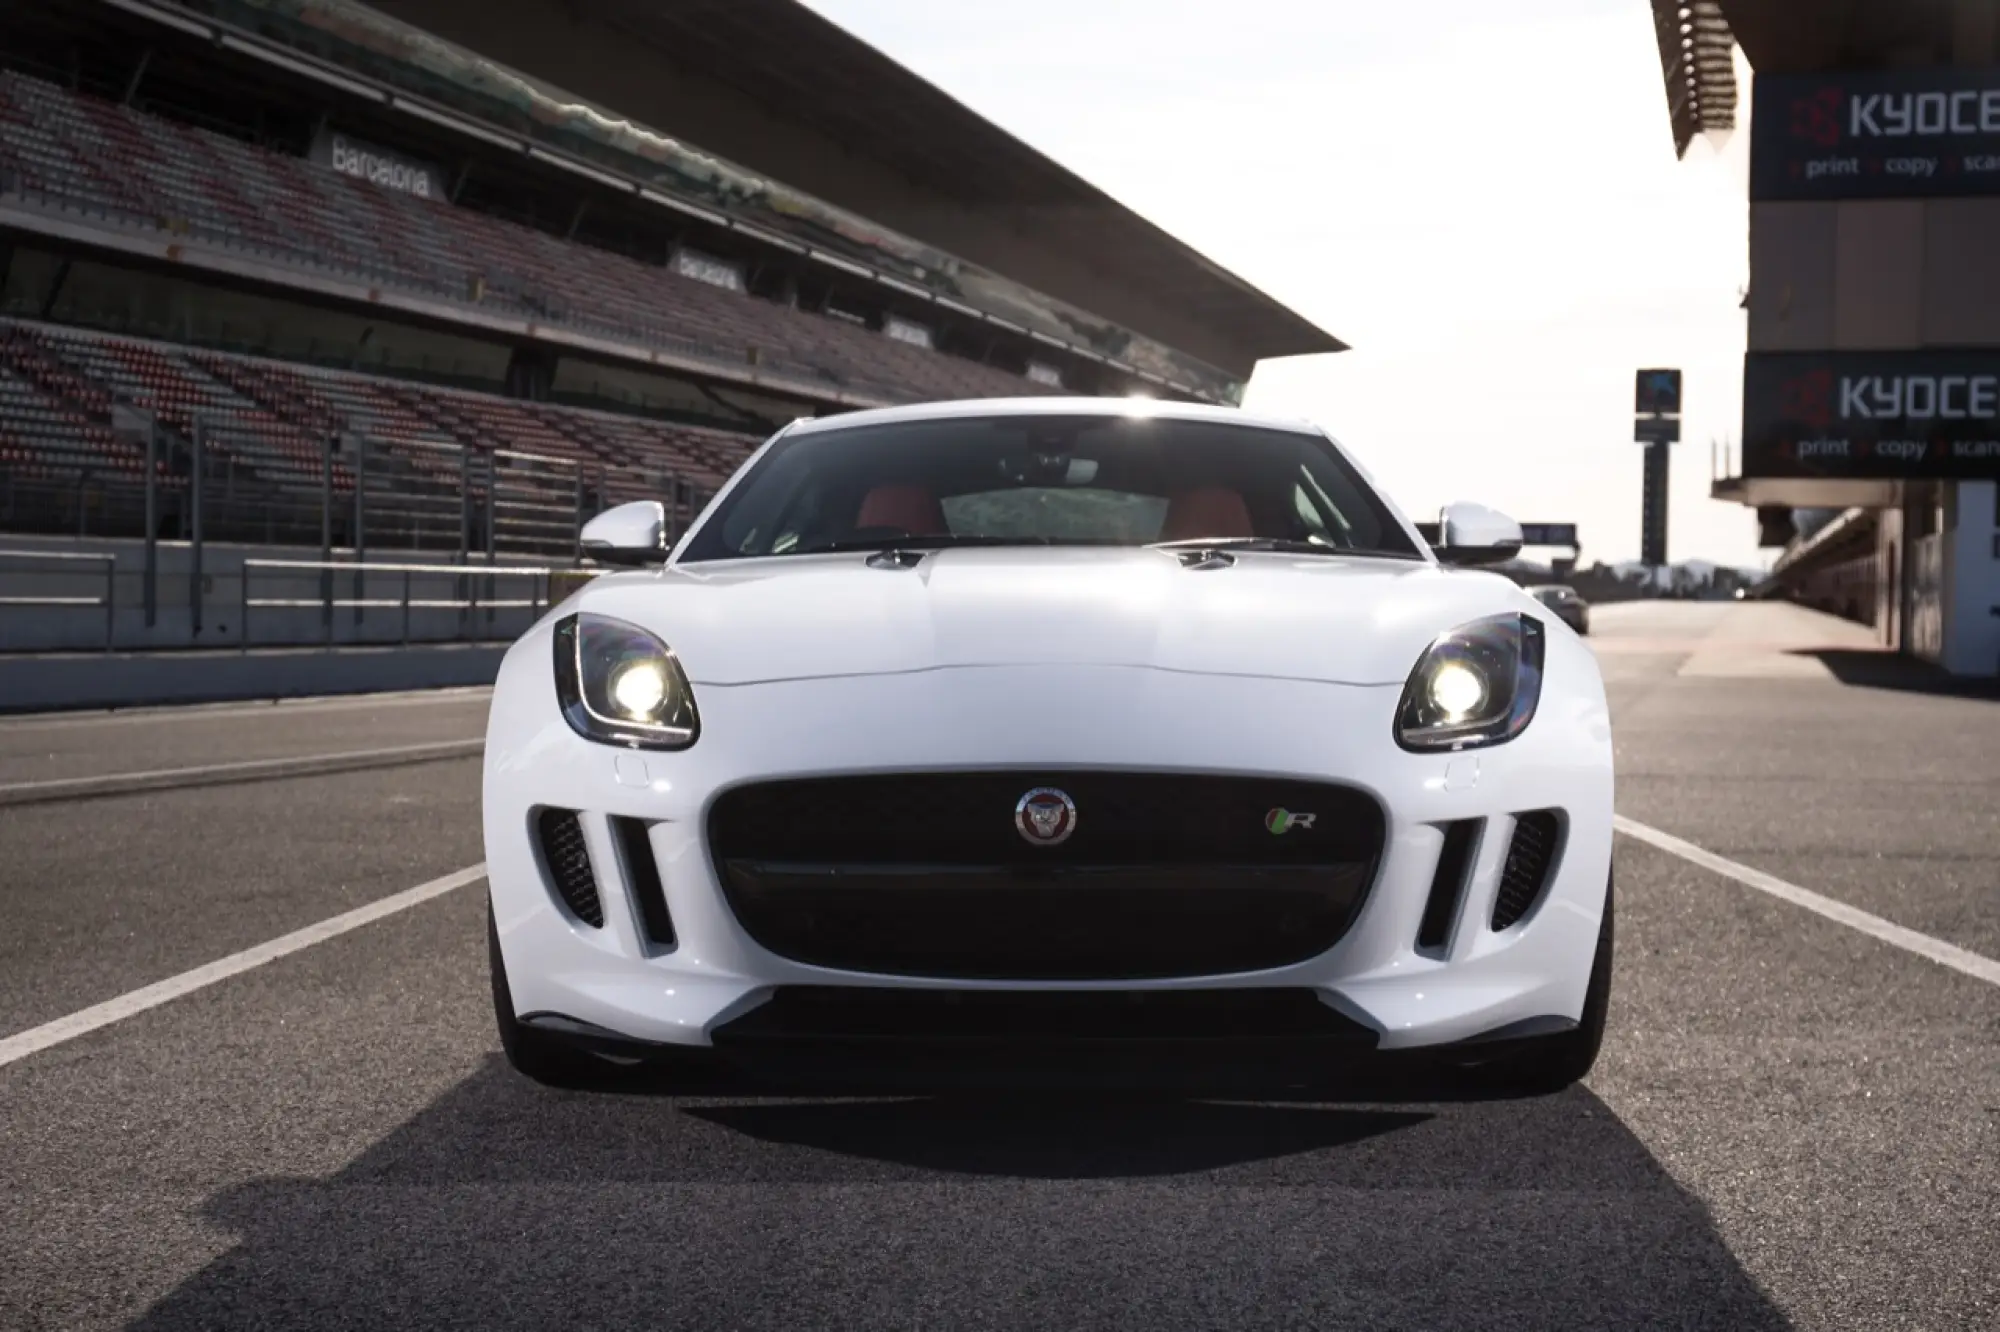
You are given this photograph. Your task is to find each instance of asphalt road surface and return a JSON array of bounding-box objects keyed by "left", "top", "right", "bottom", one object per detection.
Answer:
[{"left": 1, "top": 600, "right": 1995, "bottom": 1331}]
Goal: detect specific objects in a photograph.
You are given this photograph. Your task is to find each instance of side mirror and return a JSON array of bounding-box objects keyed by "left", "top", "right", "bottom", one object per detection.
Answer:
[
  {"left": 1433, "top": 502, "right": 1523, "bottom": 567},
  {"left": 579, "top": 500, "right": 668, "bottom": 567}
]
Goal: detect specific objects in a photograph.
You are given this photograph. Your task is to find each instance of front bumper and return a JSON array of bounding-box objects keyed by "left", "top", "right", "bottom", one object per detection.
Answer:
[{"left": 483, "top": 632, "right": 1614, "bottom": 1055}]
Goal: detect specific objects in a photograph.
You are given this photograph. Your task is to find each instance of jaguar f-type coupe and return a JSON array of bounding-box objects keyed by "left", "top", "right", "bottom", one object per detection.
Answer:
[{"left": 482, "top": 398, "right": 1615, "bottom": 1094}]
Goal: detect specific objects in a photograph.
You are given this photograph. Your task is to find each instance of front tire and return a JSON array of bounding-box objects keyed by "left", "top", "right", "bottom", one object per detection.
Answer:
[
  {"left": 1485, "top": 872, "right": 1614, "bottom": 1096},
  {"left": 489, "top": 901, "right": 619, "bottom": 1088}
]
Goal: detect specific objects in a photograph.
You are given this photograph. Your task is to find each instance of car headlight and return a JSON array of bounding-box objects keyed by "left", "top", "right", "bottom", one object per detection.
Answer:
[
  {"left": 1394, "top": 612, "right": 1545, "bottom": 752},
  {"left": 553, "top": 613, "right": 699, "bottom": 750}
]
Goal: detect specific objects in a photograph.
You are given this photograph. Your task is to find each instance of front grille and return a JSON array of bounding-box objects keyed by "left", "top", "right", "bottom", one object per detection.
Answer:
[
  {"left": 1492, "top": 811, "right": 1562, "bottom": 930},
  {"left": 707, "top": 772, "right": 1384, "bottom": 980},
  {"left": 535, "top": 807, "right": 603, "bottom": 928}
]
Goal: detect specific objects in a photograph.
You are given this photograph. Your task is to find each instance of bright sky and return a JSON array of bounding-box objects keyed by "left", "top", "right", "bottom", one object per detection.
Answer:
[{"left": 801, "top": 0, "right": 1762, "bottom": 569}]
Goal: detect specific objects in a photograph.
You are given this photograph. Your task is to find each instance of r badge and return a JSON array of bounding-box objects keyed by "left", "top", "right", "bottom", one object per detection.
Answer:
[
  {"left": 1015, "top": 787, "right": 1077, "bottom": 846},
  {"left": 1265, "top": 808, "right": 1316, "bottom": 834}
]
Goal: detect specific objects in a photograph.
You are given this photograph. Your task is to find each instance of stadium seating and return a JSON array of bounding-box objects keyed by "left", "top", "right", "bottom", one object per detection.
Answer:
[
  {"left": 0, "top": 71, "right": 1057, "bottom": 405},
  {"left": 0, "top": 318, "right": 760, "bottom": 551}
]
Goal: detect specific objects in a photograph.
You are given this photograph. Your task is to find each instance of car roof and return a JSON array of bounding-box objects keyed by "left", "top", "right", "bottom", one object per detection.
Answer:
[{"left": 783, "top": 395, "right": 1326, "bottom": 438}]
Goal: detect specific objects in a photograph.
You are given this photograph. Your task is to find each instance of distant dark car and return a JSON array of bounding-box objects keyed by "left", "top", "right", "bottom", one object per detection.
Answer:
[{"left": 1528, "top": 584, "right": 1590, "bottom": 635}]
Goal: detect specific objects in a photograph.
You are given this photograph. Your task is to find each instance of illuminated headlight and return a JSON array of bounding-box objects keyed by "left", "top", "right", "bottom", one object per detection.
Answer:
[
  {"left": 553, "top": 613, "right": 699, "bottom": 750},
  {"left": 1394, "top": 613, "right": 1545, "bottom": 752}
]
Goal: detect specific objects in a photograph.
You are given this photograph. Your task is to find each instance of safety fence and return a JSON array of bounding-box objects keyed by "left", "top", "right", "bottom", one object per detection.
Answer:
[{"left": 0, "top": 415, "right": 714, "bottom": 559}]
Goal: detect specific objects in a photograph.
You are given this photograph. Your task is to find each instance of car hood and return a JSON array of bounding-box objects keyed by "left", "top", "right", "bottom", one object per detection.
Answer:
[{"left": 571, "top": 548, "right": 1529, "bottom": 687}]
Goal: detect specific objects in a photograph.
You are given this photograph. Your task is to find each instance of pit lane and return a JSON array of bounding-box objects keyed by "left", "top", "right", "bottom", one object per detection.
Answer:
[{"left": 1, "top": 600, "right": 1994, "bottom": 1331}]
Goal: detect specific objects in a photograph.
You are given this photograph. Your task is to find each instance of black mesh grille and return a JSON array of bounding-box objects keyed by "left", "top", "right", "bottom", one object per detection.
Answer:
[
  {"left": 1492, "top": 811, "right": 1562, "bottom": 930},
  {"left": 1418, "top": 820, "right": 1482, "bottom": 952},
  {"left": 536, "top": 808, "right": 603, "bottom": 928},
  {"left": 612, "top": 816, "right": 674, "bottom": 948},
  {"left": 709, "top": 771, "right": 1384, "bottom": 867},
  {"left": 707, "top": 771, "right": 1384, "bottom": 980}
]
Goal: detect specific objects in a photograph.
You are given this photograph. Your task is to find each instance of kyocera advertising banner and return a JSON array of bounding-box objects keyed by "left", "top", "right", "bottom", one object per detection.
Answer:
[
  {"left": 1751, "top": 68, "right": 2000, "bottom": 200},
  {"left": 1742, "top": 351, "right": 2000, "bottom": 478},
  {"left": 310, "top": 127, "right": 445, "bottom": 201}
]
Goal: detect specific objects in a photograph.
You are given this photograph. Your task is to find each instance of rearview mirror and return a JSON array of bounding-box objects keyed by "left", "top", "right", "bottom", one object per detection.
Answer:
[
  {"left": 1433, "top": 502, "right": 1523, "bottom": 567},
  {"left": 579, "top": 500, "right": 668, "bottom": 567}
]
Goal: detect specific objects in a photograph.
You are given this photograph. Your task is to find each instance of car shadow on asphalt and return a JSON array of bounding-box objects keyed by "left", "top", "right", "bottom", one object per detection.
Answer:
[{"left": 130, "top": 1057, "right": 1793, "bottom": 1331}]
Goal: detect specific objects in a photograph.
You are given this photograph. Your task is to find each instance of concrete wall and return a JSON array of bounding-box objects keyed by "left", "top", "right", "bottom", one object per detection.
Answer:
[
  {"left": 0, "top": 644, "right": 505, "bottom": 714},
  {"left": 1747, "top": 198, "right": 2000, "bottom": 351},
  {"left": 0, "top": 533, "right": 569, "bottom": 653},
  {"left": 1942, "top": 480, "right": 2000, "bottom": 675},
  {"left": 1874, "top": 505, "right": 1905, "bottom": 649},
  {"left": 1907, "top": 532, "right": 1948, "bottom": 664}
]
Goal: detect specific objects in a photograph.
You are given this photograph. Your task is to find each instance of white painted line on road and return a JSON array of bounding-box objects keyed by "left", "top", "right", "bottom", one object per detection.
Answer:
[
  {"left": 1615, "top": 815, "right": 2000, "bottom": 988},
  {"left": 0, "top": 739, "right": 483, "bottom": 806},
  {"left": 0, "top": 863, "right": 486, "bottom": 1071}
]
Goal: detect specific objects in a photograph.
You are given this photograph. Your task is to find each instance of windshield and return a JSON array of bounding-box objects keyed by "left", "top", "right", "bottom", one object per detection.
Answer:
[{"left": 677, "top": 413, "right": 1422, "bottom": 562}]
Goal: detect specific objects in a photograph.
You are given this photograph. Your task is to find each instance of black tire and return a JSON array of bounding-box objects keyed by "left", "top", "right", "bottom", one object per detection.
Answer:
[
  {"left": 1486, "top": 872, "right": 1614, "bottom": 1096},
  {"left": 489, "top": 901, "right": 620, "bottom": 1089}
]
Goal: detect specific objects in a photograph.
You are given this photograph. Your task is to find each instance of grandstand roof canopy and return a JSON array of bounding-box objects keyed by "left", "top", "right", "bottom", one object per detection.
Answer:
[
  {"left": 1652, "top": 0, "right": 1968, "bottom": 157},
  {"left": 369, "top": 0, "right": 1344, "bottom": 375},
  {"left": 1718, "top": 0, "right": 1961, "bottom": 72}
]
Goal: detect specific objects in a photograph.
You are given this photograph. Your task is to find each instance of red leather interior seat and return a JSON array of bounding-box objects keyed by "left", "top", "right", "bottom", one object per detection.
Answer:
[
  {"left": 1160, "top": 486, "right": 1254, "bottom": 541},
  {"left": 856, "top": 483, "right": 948, "bottom": 536}
]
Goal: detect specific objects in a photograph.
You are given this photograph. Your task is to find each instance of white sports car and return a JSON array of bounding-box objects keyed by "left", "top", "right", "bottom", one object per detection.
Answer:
[{"left": 482, "top": 398, "right": 1615, "bottom": 1095}]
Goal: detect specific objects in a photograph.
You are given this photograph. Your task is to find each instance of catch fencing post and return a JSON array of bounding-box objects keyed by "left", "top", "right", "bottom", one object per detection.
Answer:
[
  {"left": 352, "top": 435, "right": 367, "bottom": 630},
  {"left": 189, "top": 415, "right": 205, "bottom": 636},
  {"left": 457, "top": 449, "right": 472, "bottom": 635},
  {"left": 321, "top": 433, "right": 334, "bottom": 636},
  {"left": 458, "top": 448, "right": 471, "bottom": 564},
  {"left": 484, "top": 452, "right": 497, "bottom": 628},
  {"left": 142, "top": 423, "right": 157, "bottom": 628}
]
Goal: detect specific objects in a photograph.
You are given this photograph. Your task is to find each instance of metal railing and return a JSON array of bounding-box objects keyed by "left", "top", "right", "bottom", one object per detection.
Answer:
[
  {"left": 0, "top": 405, "right": 712, "bottom": 623},
  {"left": 239, "top": 557, "right": 563, "bottom": 648},
  {"left": 0, "top": 548, "right": 114, "bottom": 649}
]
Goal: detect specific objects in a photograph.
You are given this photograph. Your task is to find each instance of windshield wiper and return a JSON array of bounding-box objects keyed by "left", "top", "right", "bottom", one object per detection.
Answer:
[{"left": 1150, "top": 537, "right": 1421, "bottom": 560}]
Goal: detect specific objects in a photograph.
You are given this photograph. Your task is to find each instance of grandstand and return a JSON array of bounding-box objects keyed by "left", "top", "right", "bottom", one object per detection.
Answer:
[
  {"left": 0, "top": 317, "right": 748, "bottom": 554},
  {"left": 0, "top": 0, "right": 1340, "bottom": 571}
]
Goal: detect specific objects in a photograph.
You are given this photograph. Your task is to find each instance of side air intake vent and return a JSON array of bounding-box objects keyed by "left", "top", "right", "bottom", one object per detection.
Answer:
[
  {"left": 1417, "top": 819, "right": 1482, "bottom": 952},
  {"left": 1492, "top": 811, "right": 1562, "bottom": 930},
  {"left": 536, "top": 808, "right": 603, "bottom": 928},
  {"left": 611, "top": 816, "right": 674, "bottom": 948}
]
